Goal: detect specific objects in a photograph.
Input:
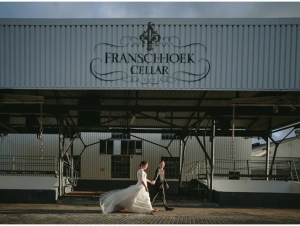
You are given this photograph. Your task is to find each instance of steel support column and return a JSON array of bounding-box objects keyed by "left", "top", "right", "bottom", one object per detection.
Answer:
[
  {"left": 209, "top": 119, "right": 215, "bottom": 201},
  {"left": 178, "top": 137, "right": 188, "bottom": 193},
  {"left": 58, "top": 121, "right": 64, "bottom": 197},
  {"left": 195, "top": 135, "right": 211, "bottom": 164},
  {"left": 265, "top": 137, "right": 270, "bottom": 180},
  {"left": 269, "top": 128, "right": 295, "bottom": 175}
]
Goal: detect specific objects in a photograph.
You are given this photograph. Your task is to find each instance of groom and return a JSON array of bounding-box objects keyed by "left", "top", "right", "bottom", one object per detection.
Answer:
[{"left": 150, "top": 160, "right": 174, "bottom": 211}]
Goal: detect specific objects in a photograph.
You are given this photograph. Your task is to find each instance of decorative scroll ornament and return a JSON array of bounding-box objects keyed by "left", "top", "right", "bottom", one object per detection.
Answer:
[
  {"left": 93, "top": 36, "right": 140, "bottom": 51},
  {"left": 90, "top": 21, "right": 211, "bottom": 85},
  {"left": 161, "top": 58, "right": 211, "bottom": 83}
]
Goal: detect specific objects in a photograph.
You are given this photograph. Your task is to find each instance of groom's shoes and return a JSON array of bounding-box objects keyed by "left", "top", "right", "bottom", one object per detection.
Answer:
[{"left": 165, "top": 207, "right": 174, "bottom": 211}]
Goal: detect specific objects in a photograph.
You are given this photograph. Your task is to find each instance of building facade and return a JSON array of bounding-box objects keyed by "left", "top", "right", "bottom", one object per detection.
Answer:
[
  {"left": 1, "top": 18, "right": 299, "bottom": 200},
  {"left": 0, "top": 133, "right": 252, "bottom": 193}
]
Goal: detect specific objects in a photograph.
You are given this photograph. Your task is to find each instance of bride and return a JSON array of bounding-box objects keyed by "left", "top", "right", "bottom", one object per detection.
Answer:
[{"left": 99, "top": 160, "right": 158, "bottom": 214}]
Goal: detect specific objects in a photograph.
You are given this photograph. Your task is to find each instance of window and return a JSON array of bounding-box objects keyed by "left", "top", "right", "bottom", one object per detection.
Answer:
[
  {"left": 136, "top": 141, "right": 142, "bottom": 155},
  {"left": 100, "top": 140, "right": 114, "bottom": 154},
  {"left": 161, "top": 157, "right": 180, "bottom": 179},
  {"left": 121, "top": 140, "right": 142, "bottom": 155},
  {"left": 111, "top": 155, "right": 130, "bottom": 178},
  {"left": 112, "top": 133, "right": 130, "bottom": 140},
  {"left": 162, "top": 133, "right": 181, "bottom": 140}
]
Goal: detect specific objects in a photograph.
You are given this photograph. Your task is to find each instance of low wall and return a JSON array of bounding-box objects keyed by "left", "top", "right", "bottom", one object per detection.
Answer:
[
  {"left": 210, "top": 179, "right": 300, "bottom": 208},
  {"left": 212, "top": 179, "right": 300, "bottom": 193},
  {"left": 0, "top": 176, "right": 59, "bottom": 203}
]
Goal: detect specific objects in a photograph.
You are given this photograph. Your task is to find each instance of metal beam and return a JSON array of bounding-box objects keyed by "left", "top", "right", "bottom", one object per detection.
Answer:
[
  {"left": 1, "top": 104, "right": 300, "bottom": 116},
  {"left": 195, "top": 135, "right": 211, "bottom": 165},
  {"left": 210, "top": 119, "right": 216, "bottom": 201},
  {"left": 0, "top": 121, "right": 18, "bottom": 133},
  {"left": 1, "top": 126, "right": 270, "bottom": 137}
]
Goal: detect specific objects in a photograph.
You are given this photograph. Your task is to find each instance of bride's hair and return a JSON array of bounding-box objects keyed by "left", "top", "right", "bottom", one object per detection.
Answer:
[{"left": 139, "top": 160, "right": 148, "bottom": 167}]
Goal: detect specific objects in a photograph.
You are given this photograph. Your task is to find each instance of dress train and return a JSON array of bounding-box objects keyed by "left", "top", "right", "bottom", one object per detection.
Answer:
[{"left": 99, "top": 169, "right": 154, "bottom": 214}]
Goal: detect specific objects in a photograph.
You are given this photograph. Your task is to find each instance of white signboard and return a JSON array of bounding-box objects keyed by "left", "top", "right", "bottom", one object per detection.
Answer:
[{"left": 90, "top": 22, "right": 210, "bottom": 86}]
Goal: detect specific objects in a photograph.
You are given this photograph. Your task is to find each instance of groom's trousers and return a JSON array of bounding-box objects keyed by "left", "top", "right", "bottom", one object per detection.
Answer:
[{"left": 151, "top": 185, "right": 169, "bottom": 209}]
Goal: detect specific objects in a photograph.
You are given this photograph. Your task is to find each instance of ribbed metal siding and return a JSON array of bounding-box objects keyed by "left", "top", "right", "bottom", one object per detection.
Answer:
[
  {"left": 72, "top": 132, "right": 181, "bottom": 180},
  {"left": 141, "top": 133, "right": 181, "bottom": 180},
  {"left": 73, "top": 132, "right": 250, "bottom": 181},
  {"left": 130, "top": 155, "right": 144, "bottom": 180},
  {"left": 203, "top": 24, "right": 299, "bottom": 91},
  {"left": 269, "top": 138, "right": 300, "bottom": 158},
  {"left": 1, "top": 132, "right": 252, "bottom": 180},
  {"left": 1, "top": 19, "right": 299, "bottom": 90},
  {"left": 0, "top": 134, "right": 59, "bottom": 172},
  {"left": 0, "top": 134, "right": 58, "bottom": 157},
  {"left": 183, "top": 137, "right": 252, "bottom": 181},
  {"left": 73, "top": 132, "right": 110, "bottom": 179}
]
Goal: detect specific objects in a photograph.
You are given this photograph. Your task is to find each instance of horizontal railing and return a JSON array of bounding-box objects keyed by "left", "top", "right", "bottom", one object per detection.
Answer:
[
  {"left": 0, "top": 155, "right": 59, "bottom": 177},
  {"left": 184, "top": 159, "right": 300, "bottom": 181},
  {"left": 64, "top": 161, "right": 79, "bottom": 186}
]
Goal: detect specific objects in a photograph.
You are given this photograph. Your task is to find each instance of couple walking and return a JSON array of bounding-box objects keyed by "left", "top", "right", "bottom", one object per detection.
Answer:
[{"left": 99, "top": 160, "right": 174, "bottom": 214}]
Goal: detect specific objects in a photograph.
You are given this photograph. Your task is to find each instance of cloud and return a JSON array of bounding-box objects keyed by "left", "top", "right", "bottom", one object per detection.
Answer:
[
  {"left": 0, "top": 2, "right": 105, "bottom": 18},
  {"left": 1, "top": 2, "right": 300, "bottom": 18}
]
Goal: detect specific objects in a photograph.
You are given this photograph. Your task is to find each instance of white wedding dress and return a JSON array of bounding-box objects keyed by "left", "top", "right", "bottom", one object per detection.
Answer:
[{"left": 99, "top": 169, "right": 154, "bottom": 214}]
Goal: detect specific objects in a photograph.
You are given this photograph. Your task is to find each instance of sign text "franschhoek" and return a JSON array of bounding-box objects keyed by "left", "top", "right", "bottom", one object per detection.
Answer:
[{"left": 105, "top": 52, "right": 195, "bottom": 75}]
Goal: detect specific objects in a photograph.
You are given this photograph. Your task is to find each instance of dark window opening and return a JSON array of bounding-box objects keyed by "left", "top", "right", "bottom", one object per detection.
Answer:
[
  {"left": 112, "top": 133, "right": 130, "bottom": 140},
  {"left": 111, "top": 155, "right": 130, "bottom": 178},
  {"left": 100, "top": 140, "right": 114, "bottom": 154},
  {"left": 162, "top": 133, "right": 181, "bottom": 140},
  {"left": 121, "top": 140, "right": 142, "bottom": 155}
]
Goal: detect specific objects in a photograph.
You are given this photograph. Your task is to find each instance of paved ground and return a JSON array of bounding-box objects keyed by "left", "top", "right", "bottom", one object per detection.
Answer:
[{"left": 0, "top": 199, "right": 300, "bottom": 224}]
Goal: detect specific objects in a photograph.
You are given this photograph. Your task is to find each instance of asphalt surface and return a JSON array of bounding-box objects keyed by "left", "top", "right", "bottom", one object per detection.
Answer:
[{"left": 0, "top": 197, "right": 300, "bottom": 224}]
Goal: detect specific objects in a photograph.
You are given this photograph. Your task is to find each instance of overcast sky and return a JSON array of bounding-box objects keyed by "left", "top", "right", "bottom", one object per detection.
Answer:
[{"left": 0, "top": 1, "right": 300, "bottom": 19}]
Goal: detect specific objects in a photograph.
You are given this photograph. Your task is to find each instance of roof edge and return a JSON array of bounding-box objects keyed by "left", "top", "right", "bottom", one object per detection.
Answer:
[{"left": 0, "top": 18, "right": 300, "bottom": 26}]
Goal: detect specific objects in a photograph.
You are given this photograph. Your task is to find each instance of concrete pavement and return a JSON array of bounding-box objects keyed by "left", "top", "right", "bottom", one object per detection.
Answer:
[{"left": 0, "top": 198, "right": 300, "bottom": 224}]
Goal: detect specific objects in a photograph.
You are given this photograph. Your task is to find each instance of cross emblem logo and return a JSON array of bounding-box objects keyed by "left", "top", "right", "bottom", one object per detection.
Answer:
[{"left": 139, "top": 22, "right": 161, "bottom": 51}]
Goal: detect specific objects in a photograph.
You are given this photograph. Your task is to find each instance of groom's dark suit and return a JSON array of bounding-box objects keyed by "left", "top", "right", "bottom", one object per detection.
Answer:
[{"left": 151, "top": 167, "right": 173, "bottom": 211}]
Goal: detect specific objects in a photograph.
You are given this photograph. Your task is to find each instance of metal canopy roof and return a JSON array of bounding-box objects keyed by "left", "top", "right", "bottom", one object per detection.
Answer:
[
  {"left": 1, "top": 18, "right": 300, "bottom": 139},
  {"left": 1, "top": 89, "right": 300, "bottom": 139}
]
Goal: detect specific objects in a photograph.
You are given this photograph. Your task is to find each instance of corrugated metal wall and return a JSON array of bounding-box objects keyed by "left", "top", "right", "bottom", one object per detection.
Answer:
[
  {"left": 253, "top": 137, "right": 300, "bottom": 159},
  {"left": 251, "top": 138, "right": 300, "bottom": 177},
  {"left": 1, "top": 18, "right": 299, "bottom": 90},
  {"left": 0, "top": 132, "right": 252, "bottom": 181},
  {"left": 183, "top": 136, "right": 252, "bottom": 182},
  {"left": 275, "top": 138, "right": 300, "bottom": 158},
  {"left": 72, "top": 132, "right": 110, "bottom": 180},
  {"left": 0, "top": 134, "right": 59, "bottom": 173}
]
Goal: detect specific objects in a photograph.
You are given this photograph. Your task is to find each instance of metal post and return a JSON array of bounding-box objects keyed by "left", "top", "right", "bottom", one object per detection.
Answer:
[
  {"left": 247, "top": 160, "right": 249, "bottom": 176},
  {"left": 210, "top": 119, "right": 215, "bottom": 201},
  {"left": 70, "top": 136, "right": 74, "bottom": 183},
  {"left": 58, "top": 137, "right": 61, "bottom": 197},
  {"left": 178, "top": 138, "right": 187, "bottom": 194},
  {"left": 270, "top": 129, "right": 294, "bottom": 176},
  {"left": 12, "top": 156, "right": 15, "bottom": 171},
  {"left": 289, "top": 161, "right": 292, "bottom": 180},
  {"left": 58, "top": 117, "right": 65, "bottom": 197},
  {"left": 265, "top": 137, "right": 270, "bottom": 180},
  {"left": 178, "top": 139, "right": 183, "bottom": 193}
]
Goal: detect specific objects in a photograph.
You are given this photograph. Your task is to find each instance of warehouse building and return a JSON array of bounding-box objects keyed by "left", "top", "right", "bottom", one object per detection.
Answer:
[{"left": 0, "top": 18, "right": 300, "bottom": 206}]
